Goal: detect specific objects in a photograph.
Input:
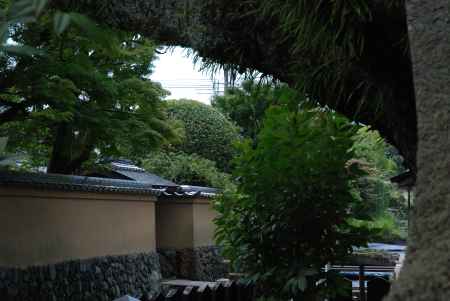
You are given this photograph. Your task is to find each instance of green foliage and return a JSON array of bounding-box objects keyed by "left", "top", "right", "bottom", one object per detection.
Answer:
[
  {"left": 142, "top": 151, "right": 232, "bottom": 189},
  {"left": 211, "top": 80, "right": 282, "bottom": 141},
  {"left": 190, "top": 0, "right": 410, "bottom": 148},
  {"left": 368, "top": 213, "right": 403, "bottom": 241},
  {"left": 212, "top": 81, "right": 318, "bottom": 143},
  {"left": 0, "top": 122, "right": 50, "bottom": 168},
  {"left": 213, "top": 79, "right": 408, "bottom": 242},
  {"left": 0, "top": 11, "right": 178, "bottom": 173},
  {"left": 351, "top": 127, "right": 407, "bottom": 241},
  {"left": 353, "top": 127, "right": 403, "bottom": 177},
  {"left": 1, "top": 0, "right": 48, "bottom": 56},
  {"left": 166, "top": 99, "right": 240, "bottom": 172},
  {"left": 0, "top": 1, "right": 100, "bottom": 56},
  {"left": 256, "top": 0, "right": 383, "bottom": 108},
  {"left": 215, "top": 106, "right": 374, "bottom": 299}
]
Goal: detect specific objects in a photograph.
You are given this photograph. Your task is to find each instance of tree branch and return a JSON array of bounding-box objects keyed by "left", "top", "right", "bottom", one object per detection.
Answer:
[{"left": 49, "top": 0, "right": 417, "bottom": 170}]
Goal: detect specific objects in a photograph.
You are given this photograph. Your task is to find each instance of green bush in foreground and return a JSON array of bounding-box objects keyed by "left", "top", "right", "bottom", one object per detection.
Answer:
[{"left": 215, "top": 106, "right": 375, "bottom": 300}]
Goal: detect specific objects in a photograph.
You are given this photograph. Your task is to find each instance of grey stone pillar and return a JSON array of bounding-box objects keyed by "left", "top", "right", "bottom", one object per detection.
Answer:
[{"left": 386, "top": 1, "right": 449, "bottom": 300}]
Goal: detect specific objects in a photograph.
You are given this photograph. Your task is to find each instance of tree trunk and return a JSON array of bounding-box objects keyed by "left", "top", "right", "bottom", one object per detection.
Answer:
[
  {"left": 385, "top": 1, "right": 449, "bottom": 300},
  {"left": 47, "top": 123, "right": 94, "bottom": 174}
]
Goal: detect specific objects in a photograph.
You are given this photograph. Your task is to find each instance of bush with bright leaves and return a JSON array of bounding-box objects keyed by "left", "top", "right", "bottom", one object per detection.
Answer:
[
  {"left": 166, "top": 99, "right": 240, "bottom": 172},
  {"left": 142, "top": 151, "right": 232, "bottom": 189},
  {"left": 214, "top": 106, "right": 375, "bottom": 300}
]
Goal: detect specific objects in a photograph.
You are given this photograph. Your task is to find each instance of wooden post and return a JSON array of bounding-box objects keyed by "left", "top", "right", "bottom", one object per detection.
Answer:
[
  {"left": 359, "top": 265, "right": 366, "bottom": 301},
  {"left": 214, "top": 283, "right": 226, "bottom": 301},
  {"left": 407, "top": 188, "right": 411, "bottom": 230},
  {"left": 166, "top": 288, "right": 182, "bottom": 301},
  {"left": 182, "top": 286, "right": 195, "bottom": 301},
  {"left": 367, "top": 277, "right": 391, "bottom": 301}
]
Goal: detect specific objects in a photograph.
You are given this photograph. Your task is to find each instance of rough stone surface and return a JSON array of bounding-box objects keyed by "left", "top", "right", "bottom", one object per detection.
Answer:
[
  {"left": 386, "top": 1, "right": 450, "bottom": 300},
  {"left": 0, "top": 253, "right": 161, "bottom": 301},
  {"left": 194, "top": 246, "right": 229, "bottom": 281},
  {"left": 158, "top": 249, "right": 179, "bottom": 279},
  {"left": 158, "top": 246, "right": 228, "bottom": 281},
  {"left": 340, "top": 251, "right": 398, "bottom": 266}
]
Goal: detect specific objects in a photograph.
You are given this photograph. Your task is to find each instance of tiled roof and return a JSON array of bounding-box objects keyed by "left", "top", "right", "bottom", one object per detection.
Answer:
[
  {"left": 0, "top": 171, "right": 163, "bottom": 195},
  {"left": 0, "top": 171, "right": 217, "bottom": 198},
  {"left": 107, "top": 160, "right": 217, "bottom": 197},
  {"left": 110, "top": 160, "right": 146, "bottom": 172},
  {"left": 160, "top": 189, "right": 216, "bottom": 199},
  {"left": 98, "top": 160, "right": 179, "bottom": 187},
  {"left": 110, "top": 167, "right": 178, "bottom": 187},
  {"left": 180, "top": 185, "right": 219, "bottom": 194},
  {"left": 390, "top": 170, "right": 415, "bottom": 188}
]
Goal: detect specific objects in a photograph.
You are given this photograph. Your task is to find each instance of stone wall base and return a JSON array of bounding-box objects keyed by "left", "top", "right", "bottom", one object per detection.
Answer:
[
  {"left": 158, "top": 246, "right": 228, "bottom": 281},
  {"left": 0, "top": 253, "right": 161, "bottom": 301},
  {"left": 0, "top": 247, "right": 228, "bottom": 300}
]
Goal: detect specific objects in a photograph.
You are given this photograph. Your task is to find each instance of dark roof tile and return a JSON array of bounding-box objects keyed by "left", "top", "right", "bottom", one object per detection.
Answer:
[
  {"left": 0, "top": 171, "right": 217, "bottom": 198},
  {"left": 109, "top": 161, "right": 178, "bottom": 187},
  {"left": 0, "top": 171, "right": 162, "bottom": 195}
]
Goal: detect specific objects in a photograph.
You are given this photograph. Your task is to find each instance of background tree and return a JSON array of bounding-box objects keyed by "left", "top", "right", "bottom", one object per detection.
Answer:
[
  {"left": 211, "top": 80, "right": 281, "bottom": 141},
  {"left": 353, "top": 127, "right": 405, "bottom": 177},
  {"left": 0, "top": 11, "right": 177, "bottom": 174},
  {"left": 166, "top": 99, "right": 239, "bottom": 172},
  {"left": 352, "top": 127, "right": 408, "bottom": 241},
  {"left": 142, "top": 151, "right": 231, "bottom": 189},
  {"left": 1, "top": 0, "right": 49, "bottom": 56}
]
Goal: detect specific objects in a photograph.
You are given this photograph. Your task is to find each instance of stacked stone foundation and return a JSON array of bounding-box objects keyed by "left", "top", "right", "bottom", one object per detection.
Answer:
[
  {"left": 0, "top": 248, "right": 229, "bottom": 301},
  {"left": 158, "top": 246, "right": 228, "bottom": 281},
  {"left": 0, "top": 253, "right": 161, "bottom": 301}
]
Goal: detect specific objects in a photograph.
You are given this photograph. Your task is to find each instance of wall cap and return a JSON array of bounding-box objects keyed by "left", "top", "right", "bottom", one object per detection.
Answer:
[{"left": 0, "top": 171, "right": 163, "bottom": 196}]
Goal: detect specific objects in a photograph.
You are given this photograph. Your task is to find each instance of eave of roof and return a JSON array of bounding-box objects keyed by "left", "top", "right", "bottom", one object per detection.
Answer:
[
  {"left": 0, "top": 171, "right": 218, "bottom": 198},
  {"left": 109, "top": 161, "right": 178, "bottom": 187},
  {"left": 390, "top": 170, "right": 416, "bottom": 188},
  {"left": 0, "top": 171, "right": 163, "bottom": 195},
  {"left": 160, "top": 190, "right": 217, "bottom": 199},
  {"left": 180, "top": 185, "right": 219, "bottom": 194}
]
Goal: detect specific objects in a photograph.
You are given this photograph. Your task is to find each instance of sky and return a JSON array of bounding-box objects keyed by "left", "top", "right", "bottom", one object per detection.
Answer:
[{"left": 150, "top": 47, "right": 224, "bottom": 104}]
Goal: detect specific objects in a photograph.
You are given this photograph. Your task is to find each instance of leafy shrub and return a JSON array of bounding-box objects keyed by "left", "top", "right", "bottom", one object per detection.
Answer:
[
  {"left": 215, "top": 106, "right": 374, "bottom": 300},
  {"left": 352, "top": 127, "right": 403, "bottom": 178},
  {"left": 166, "top": 99, "right": 240, "bottom": 172},
  {"left": 351, "top": 127, "right": 407, "bottom": 241},
  {"left": 142, "top": 151, "right": 232, "bottom": 189},
  {"left": 211, "top": 81, "right": 305, "bottom": 143},
  {"left": 211, "top": 80, "right": 281, "bottom": 140}
]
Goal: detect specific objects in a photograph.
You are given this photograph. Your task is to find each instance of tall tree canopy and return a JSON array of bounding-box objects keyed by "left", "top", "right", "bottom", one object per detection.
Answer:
[
  {"left": 212, "top": 80, "right": 281, "bottom": 141},
  {"left": 49, "top": 0, "right": 417, "bottom": 173},
  {"left": 0, "top": 10, "right": 177, "bottom": 173}
]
